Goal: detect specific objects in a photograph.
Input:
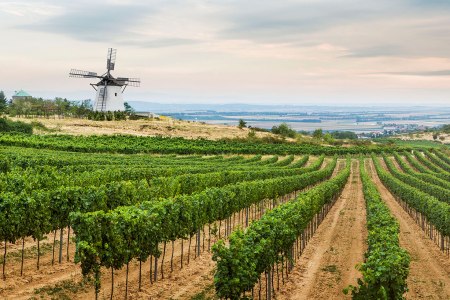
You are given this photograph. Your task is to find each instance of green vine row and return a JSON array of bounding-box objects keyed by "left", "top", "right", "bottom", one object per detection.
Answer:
[
  {"left": 212, "top": 158, "right": 349, "bottom": 299},
  {"left": 345, "top": 159, "right": 409, "bottom": 299},
  {"left": 372, "top": 155, "right": 450, "bottom": 237},
  {"left": 69, "top": 158, "right": 336, "bottom": 296}
]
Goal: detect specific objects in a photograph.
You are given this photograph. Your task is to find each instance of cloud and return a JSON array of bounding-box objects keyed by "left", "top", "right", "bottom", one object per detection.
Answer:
[
  {"left": 342, "top": 45, "right": 406, "bottom": 58},
  {"left": 410, "top": 0, "right": 450, "bottom": 8},
  {"left": 377, "top": 70, "right": 450, "bottom": 77},
  {"left": 14, "top": 1, "right": 204, "bottom": 48},
  {"left": 18, "top": 4, "right": 152, "bottom": 41},
  {"left": 122, "top": 37, "right": 199, "bottom": 48},
  {"left": 216, "top": 1, "right": 393, "bottom": 43},
  {"left": 0, "top": 1, "right": 62, "bottom": 17}
]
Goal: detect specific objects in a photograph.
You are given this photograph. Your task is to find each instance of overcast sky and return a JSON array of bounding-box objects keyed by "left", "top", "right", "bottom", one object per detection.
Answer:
[{"left": 1, "top": 0, "right": 450, "bottom": 106}]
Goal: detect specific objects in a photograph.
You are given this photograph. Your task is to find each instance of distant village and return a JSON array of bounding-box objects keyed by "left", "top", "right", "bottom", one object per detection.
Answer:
[{"left": 358, "top": 123, "right": 430, "bottom": 139}]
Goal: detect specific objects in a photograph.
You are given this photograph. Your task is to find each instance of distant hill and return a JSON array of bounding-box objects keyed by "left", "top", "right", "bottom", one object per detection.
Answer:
[{"left": 128, "top": 101, "right": 450, "bottom": 114}]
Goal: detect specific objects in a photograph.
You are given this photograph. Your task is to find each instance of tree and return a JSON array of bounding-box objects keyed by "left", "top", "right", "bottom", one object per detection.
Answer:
[
  {"left": 312, "top": 128, "right": 323, "bottom": 139},
  {"left": 124, "top": 102, "right": 135, "bottom": 113},
  {"left": 442, "top": 124, "right": 450, "bottom": 133},
  {"left": 432, "top": 132, "right": 439, "bottom": 140},
  {"left": 331, "top": 131, "right": 357, "bottom": 140},
  {"left": 271, "top": 123, "right": 296, "bottom": 138},
  {"left": 323, "top": 133, "right": 334, "bottom": 143},
  {"left": 0, "top": 91, "right": 7, "bottom": 113},
  {"left": 238, "top": 119, "right": 247, "bottom": 129}
]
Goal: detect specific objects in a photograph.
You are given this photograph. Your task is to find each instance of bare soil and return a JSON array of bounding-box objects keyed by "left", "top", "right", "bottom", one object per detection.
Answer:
[
  {"left": 367, "top": 159, "right": 450, "bottom": 300},
  {"left": 277, "top": 160, "right": 367, "bottom": 300},
  {"left": 0, "top": 228, "right": 80, "bottom": 300}
]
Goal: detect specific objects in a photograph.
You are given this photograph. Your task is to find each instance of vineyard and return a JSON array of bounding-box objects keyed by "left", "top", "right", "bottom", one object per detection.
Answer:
[{"left": 0, "top": 134, "right": 449, "bottom": 299}]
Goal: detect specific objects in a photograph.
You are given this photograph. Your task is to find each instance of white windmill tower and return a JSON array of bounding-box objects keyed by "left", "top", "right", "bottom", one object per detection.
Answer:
[{"left": 69, "top": 48, "right": 140, "bottom": 112}]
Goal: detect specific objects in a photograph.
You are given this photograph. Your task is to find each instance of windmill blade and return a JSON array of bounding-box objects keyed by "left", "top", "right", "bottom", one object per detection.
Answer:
[
  {"left": 69, "top": 69, "right": 99, "bottom": 78},
  {"left": 117, "top": 77, "right": 140, "bottom": 87},
  {"left": 127, "top": 78, "right": 140, "bottom": 87},
  {"left": 107, "top": 48, "right": 117, "bottom": 71}
]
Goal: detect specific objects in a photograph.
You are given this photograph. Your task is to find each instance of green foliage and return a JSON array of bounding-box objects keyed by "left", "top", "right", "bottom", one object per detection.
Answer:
[
  {"left": 312, "top": 128, "right": 323, "bottom": 139},
  {"left": 383, "top": 155, "right": 450, "bottom": 204},
  {"left": 0, "top": 91, "right": 7, "bottom": 113},
  {"left": 1, "top": 137, "right": 447, "bottom": 299},
  {"left": 442, "top": 124, "right": 450, "bottom": 133},
  {"left": 0, "top": 118, "right": 32, "bottom": 134},
  {"left": 271, "top": 123, "right": 297, "bottom": 138},
  {"left": 213, "top": 158, "right": 349, "bottom": 299},
  {"left": 345, "top": 159, "right": 409, "bottom": 299},
  {"left": 124, "top": 102, "right": 135, "bottom": 113},
  {"left": 0, "top": 133, "right": 411, "bottom": 155},
  {"left": 238, "top": 119, "right": 247, "bottom": 129},
  {"left": 70, "top": 156, "right": 327, "bottom": 290},
  {"left": 413, "top": 150, "right": 445, "bottom": 173},
  {"left": 323, "top": 133, "right": 334, "bottom": 143},
  {"left": 376, "top": 138, "right": 443, "bottom": 149},
  {"left": 8, "top": 97, "right": 92, "bottom": 118},
  {"left": 373, "top": 155, "right": 450, "bottom": 237},
  {"left": 87, "top": 111, "right": 127, "bottom": 121},
  {"left": 247, "top": 126, "right": 270, "bottom": 133},
  {"left": 393, "top": 152, "right": 450, "bottom": 191},
  {"left": 423, "top": 150, "right": 450, "bottom": 173},
  {"left": 30, "top": 121, "right": 58, "bottom": 132},
  {"left": 331, "top": 131, "right": 358, "bottom": 140},
  {"left": 0, "top": 154, "right": 10, "bottom": 173}
]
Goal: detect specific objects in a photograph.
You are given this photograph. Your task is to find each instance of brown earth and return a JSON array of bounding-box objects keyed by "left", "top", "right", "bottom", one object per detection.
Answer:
[
  {"left": 367, "top": 158, "right": 450, "bottom": 300},
  {"left": 0, "top": 228, "right": 80, "bottom": 299},
  {"left": 277, "top": 160, "right": 367, "bottom": 300}
]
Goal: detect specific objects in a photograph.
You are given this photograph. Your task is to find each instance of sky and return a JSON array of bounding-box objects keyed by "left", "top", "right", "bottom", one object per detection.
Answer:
[{"left": 1, "top": 0, "right": 450, "bottom": 106}]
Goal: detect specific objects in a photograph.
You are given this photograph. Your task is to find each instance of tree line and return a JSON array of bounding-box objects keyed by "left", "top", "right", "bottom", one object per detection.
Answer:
[{"left": 0, "top": 90, "right": 135, "bottom": 119}]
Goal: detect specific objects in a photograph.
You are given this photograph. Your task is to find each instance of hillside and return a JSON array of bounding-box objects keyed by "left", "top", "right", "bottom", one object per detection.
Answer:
[{"left": 9, "top": 116, "right": 275, "bottom": 140}]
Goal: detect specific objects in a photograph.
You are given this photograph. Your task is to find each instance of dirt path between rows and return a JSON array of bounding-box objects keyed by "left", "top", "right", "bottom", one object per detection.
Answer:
[
  {"left": 277, "top": 160, "right": 367, "bottom": 300},
  {"left": 367, "top": 159, "right": 450, "bottom": 300}
]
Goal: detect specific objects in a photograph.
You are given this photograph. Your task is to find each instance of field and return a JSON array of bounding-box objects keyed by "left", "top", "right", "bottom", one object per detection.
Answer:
[
  {"left": 0, "top": 133, "right": 449, "bottom": 300},
  {"left": 9, "top": 117, "right": 274, "bottom": 140}
]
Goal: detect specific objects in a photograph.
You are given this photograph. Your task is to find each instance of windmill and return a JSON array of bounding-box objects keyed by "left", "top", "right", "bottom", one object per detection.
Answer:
[{"left": 69, "top": 48, "right": 140, "bottom": 112}]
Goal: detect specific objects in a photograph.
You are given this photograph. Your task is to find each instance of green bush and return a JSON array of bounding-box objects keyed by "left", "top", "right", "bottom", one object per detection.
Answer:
[
  {"left": 271, "top": 123, "right": 297, "bottom": 138},
  {"left": 331, "top": 131, "right": 358, "bottom": 140},
  {"left": 0, "top": 118, "right": 33, "bottom": 134}
]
